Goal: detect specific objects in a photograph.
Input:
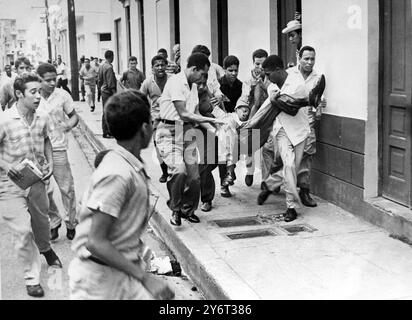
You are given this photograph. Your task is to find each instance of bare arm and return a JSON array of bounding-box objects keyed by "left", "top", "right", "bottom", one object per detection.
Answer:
[
  {"left": 86, "top": 212, "right": 174, "bottom": 300},
  {"left": 173, "top": 101, "right": 224, "bottom": 125},
  {"left": 66, "top": 110, "right": 79, "bottom": 130},
  {"left": 42, "top": 136, "right": 54, "bottom": 180}
]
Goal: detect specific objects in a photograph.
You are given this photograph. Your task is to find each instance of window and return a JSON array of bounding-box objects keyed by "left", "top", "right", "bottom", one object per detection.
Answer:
[{"left": 99, "top": 33, "right": 111, "bottom": 42}]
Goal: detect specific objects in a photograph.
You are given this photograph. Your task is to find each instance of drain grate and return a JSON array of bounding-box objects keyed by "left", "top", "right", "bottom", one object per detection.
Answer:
[
  {"left": 280, "top": 224, "right": 317, "bottom": 235},
  {"left": 211, "top": 217, "right": 262, "bottom": 228},
  {"left": 225, "top": 229, "right": 278, "bottom": 240}
]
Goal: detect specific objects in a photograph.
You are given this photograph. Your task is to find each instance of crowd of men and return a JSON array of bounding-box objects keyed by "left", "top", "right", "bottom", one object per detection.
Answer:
[{"left": 0, "top": 16, "right": 326, "bottom": 299}]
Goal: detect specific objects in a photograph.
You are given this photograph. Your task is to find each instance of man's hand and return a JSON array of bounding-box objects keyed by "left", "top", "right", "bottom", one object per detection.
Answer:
[
  {"left": 58, "top": 120, "right": 72, "bottom": 132},
  {"left": 41, "top": 163, "right": 53, "bottom": 181},
  {"left": 142, "top": 274, "right": 175, "bottom": 300},
  {"left": 6, "top": 164, "right": 22, "bottom": 181}
]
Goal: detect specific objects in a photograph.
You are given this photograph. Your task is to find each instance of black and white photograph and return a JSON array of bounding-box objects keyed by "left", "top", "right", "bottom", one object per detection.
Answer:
[{"left": 0, "top": 0, "right": 412, "bottom": 305}]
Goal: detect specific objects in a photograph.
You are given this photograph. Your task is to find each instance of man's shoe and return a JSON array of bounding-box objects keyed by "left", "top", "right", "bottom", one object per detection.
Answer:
[
  {"left": 66, "top": 228, "right": 76, "bottom": 241},
  {"left": 170, "top": 211, "right": 181, "bottom": 226},
  {"left": 102, "top": 134, "right": 114, "bottom": 139},
  {"left": 50, "top": 224, "right": 61, "bottom": 241},
  {"left": 26, "top": 284, "right": 44, "bottom": 298},
  {"left": 257, "top": 190, "right": 271, "bottom": 205},
  {"left": 273, "top": 186, "right": 281, "bottom": 194},
  {"left": 299, "top": 188, "right": 317, "bottom": 207},
  {"left": 81, "top": 98, "right": 86, "bottom": 102},
  {"left": 220, "top": 186, "right": 232, "bottom": 198},
  {"left": 283, "top": 208, "right": 298, "bottom": 223},
  {"left": 159, "top": 174, "right": 168, "bottom": 183},
  {"left": 90, "top": 106, "right": 95, "bottom": 112},
  {"left": 184, "top": 213, "right": 200, "bottom": 224},
  {"left": 245, "top": 174, "right": 254, "bottom": 187},
  {"left": 201, "top": 202, "right": 212, "bottom": 212},
  {"left": 41, "top": 249, "right": 62, "bottom": 268},
  {"left": 309, "top": 74, "right": 326, "bottom": 108}
]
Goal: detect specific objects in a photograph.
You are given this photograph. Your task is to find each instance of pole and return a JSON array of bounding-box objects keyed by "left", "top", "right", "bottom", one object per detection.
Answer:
[
  {"left": 44, "top": 0, "right": 52, "bottom": 61},
  {"left": 67, "top": 0, "right": 79, "bottom": 101}
]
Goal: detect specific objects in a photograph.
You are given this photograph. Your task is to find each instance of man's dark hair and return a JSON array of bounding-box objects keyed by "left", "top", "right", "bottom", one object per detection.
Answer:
[
  {"left": 151, "top": 54, "right": 167, "bottom": 66},
  {"left": 104, "top": 90, "right": 151, "bottom": 140},
  {"left": 129, "top": 56, "right": 138, "bottom": 62},
  {"left": 223, "top": 55, "right": 240, "bottom": 69},
  {"left": 105, "top": 50, "right": 114, "bottom": 60},
  {"left": 187, "top": 53, "right": 211, "bottom": 70},
  {"left": 157, "top": 48, "right": 168, "bottom": 56},
  {"left": 252, "top": 49, "right": 268, "bottom": 62},
  {"left": 262, "top": 55, "right": 284, "bottom": 71},
  {"left": 15, "top": 57, "right": 31, "bottom": 69},
  {"left": 14, "top": 73, "right": 41, "bottom": 97},
  {"left": 191, "top": 45, "right": 211, "bottom": 57},
  {"left": 299, "top": 46, "right": 316, "bottom": 58},
  {"left": 37, "top": 63, "right": 57, "bottom": 78}
]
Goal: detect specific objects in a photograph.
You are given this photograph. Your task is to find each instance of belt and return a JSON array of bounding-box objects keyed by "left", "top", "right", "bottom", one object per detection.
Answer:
[
  {"left": 159, "top": 119, "right": 190, "bottom": 126},
  {"left": 88, "top": 256, "right": 108, "bottom": 266}
]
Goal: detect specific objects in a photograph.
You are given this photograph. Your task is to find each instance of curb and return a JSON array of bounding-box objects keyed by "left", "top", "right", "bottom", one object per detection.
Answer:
[{"left": 76, "top": 115, "right": 230, "bottom": 300}]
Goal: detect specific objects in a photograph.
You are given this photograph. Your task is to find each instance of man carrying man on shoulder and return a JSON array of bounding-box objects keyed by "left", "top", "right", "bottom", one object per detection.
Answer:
[{"left": 37, "top": 63, "right": 79, "bottom": 241}]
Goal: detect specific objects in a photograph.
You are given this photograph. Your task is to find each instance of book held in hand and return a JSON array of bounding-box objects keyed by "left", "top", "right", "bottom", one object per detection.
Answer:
[{"left": 8, "top": 159, "right": 44, "bottom": 190}]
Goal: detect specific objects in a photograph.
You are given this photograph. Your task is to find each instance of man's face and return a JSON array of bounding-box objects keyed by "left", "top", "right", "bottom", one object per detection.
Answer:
[
  {"left": 152, "top": 59, "right": 166, "bottom": 78},
  {"left": 197, "top": 75, "right": 208, "bottom": 95},
  {"left": 263, "top": 68, "right": 274, "bottom": 90},
  {"left": 5, "top": 65, "right": 12, "bottom": 76},
  {"left": 85, "top": 59, "right": 91, "bottom": 68},
  {"left": 236, "top": 106, "right": 250, "bottom": 122},
  {"left": 17, "top": 62, "right": 31, "bottom": 75},
  {"left": 57, "top": 58, "right": 62, "bottom": 65},
  {"left": 129, "top": 60, "right": 138, "bottom": 69},
  {"left": 299, "top": 50, "right": 316, "bottom": 73},
  {"left": 94, "top": 58, "right": 99, "bottom": 65},
  {"left": 253, "top": 57, "right": 266, "bottom": 71},
  {"left": 19, "top": 81, "right": 42, "bottom": 111},
  {"left": 40, "top": 71, "right": 57, "bottom": 94},
  {"left": 188, "top": 66, "right": 209, "bottom": 86},
  {"left": 288, "top": 31, "right": 302, "bottom": 46},
  {"left": 225, "top": 64, "right": 239, "bottom": 83}
]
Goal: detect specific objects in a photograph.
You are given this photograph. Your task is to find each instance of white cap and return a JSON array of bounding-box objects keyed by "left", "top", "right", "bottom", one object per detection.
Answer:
[{"left": 282, "top": 20, "right": 302, "bottom": 34}]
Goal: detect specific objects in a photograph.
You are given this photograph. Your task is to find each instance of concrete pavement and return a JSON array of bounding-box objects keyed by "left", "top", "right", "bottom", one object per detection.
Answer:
[{"left": 76, "top": 101, "right": 412, "bottom": 300}]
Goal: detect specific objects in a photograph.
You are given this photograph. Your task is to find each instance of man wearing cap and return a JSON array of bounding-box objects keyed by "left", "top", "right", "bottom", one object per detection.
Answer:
[{"left": 282, "top": 18, "right": 303, "bottom": 68}]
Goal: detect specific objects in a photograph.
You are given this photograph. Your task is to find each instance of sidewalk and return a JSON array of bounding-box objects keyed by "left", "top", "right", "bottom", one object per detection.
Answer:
[{"left": 75, "top": 101, "right": 412, "bottom": 300}]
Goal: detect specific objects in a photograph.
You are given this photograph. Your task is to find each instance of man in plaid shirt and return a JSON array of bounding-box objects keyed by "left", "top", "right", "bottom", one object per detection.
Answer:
[{"left": 0, "top": 73, "right": 62, "bottom": 298}]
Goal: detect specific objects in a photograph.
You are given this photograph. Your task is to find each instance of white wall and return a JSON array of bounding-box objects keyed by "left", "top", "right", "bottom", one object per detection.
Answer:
[
  {"left": 144, "top": 0, "right": 159, "bottom": 73},
  {"left": 156, "top": 0, "right": 172, "bottom": 52},
  {"left": 179, "top": 0, "right": 212, "bottom": 67},
  {"left": 227, "top": 0, "right": 271, "bottom": 82},
  {"left": 303, "top": 0, "right": 368, "bottom": 121}
]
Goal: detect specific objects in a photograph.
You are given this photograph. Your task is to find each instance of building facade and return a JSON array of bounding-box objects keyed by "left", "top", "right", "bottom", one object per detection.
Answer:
[
  {"left": 82, "top": 0, "right": 411, "bottom": 226},
  {"left": 0, "top": 19, "right": 27, "bottom": 67}
]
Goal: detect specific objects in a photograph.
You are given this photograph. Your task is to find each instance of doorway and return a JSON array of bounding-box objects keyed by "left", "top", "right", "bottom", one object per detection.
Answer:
[{"left": 380, "top": 0, "right": 412, "bottom": 207}]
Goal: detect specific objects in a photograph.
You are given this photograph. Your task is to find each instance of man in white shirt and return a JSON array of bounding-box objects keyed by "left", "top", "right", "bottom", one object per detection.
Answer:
[
  {"left": 56, "top": 57, "right": 72, "bottom": 95},
  {"left": 156, "top": 53, "right": 223, "bottom": 226},
  {"left": 37, "top": 63, "right": 79, "bottom": 240},
  {"left": 261, "top": 46, "right": 322, "bottom": 222}
]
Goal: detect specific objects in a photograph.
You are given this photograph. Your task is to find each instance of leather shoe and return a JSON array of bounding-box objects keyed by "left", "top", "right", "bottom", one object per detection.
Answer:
[
  {"left": 159, "top": 174, "right": 168, "bottom": 183},
  {"left": 184, "top": 213, "right": 200, "bottom": 224},
  {"left": 283, "top": 208, "right": 298, "bottom": 222},
  {"left": 299, "top": 188, "right": 317, "bottom": 207},
  {"left": 245, "top": 175, "right": 254, "bottom": 187},
  {"left": 201, "top": 202, "right": 212, "bottom": 212},
  {"left": 170, "top": 211, "right": 181, "bottom": 226},
  {"left": 66, "top": 228, "right": 76, "bottom": 241},
  {"left": 257, "top": 190, "right": 271, "bottom": 205},
  {"left": 309, "top": 74, "right": 326, "bottom": 108},
  {"left": 220, "top": 186, "right": 232, "bottom": 198},
  {"left": 26, "top": 284, "right": 44, "bottom": 298},
  {"left": 50, "top": 224, "right": 61, "bottom": 241},
  {"left": 41, "top": 249, "right": 62, "bottom": 268}
]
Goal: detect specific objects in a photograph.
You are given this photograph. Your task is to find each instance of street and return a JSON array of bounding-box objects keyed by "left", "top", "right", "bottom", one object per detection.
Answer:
[{"left": 0, "top": 130, "right": 203, "bottom": 300}]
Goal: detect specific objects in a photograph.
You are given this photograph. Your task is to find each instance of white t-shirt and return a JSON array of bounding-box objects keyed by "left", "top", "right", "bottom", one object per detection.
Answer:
[{"left": 158, "top": 71, "right": 199, "bottom": 122}]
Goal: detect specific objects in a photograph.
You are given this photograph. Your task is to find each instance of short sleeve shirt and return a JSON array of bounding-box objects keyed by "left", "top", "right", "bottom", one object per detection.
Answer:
[
  {"left": 38, "top": 88, "right": 75, "bottom": 151},
  {"left": 158, "top": 71, "right": 199, "bottom": 121},
  {"left": 0, "top": 105, "right": 49, "bottom": 178},
  {"left": 140, "top": 74, "right": 171, "bottom": 120},
  {"left": 272, "top": 66, "right": 321, "bottom": 146},
  {"left": 72, "top": 145, "right": 151, "bottom": 262}
]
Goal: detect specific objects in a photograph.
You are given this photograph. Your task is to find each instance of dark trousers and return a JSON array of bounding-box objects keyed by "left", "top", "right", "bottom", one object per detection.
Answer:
[
  {"left": 101, "top": 93, "right": 112, "bottom": 136},
  {"left": 80, "top": 79, "right": 85, "bottom": 99},
  {"left": 57, "top": 78, "right": 72, "bottom": 95},
  {"left": 198, "top": 129, "right": 227, "bottom": 204}
]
